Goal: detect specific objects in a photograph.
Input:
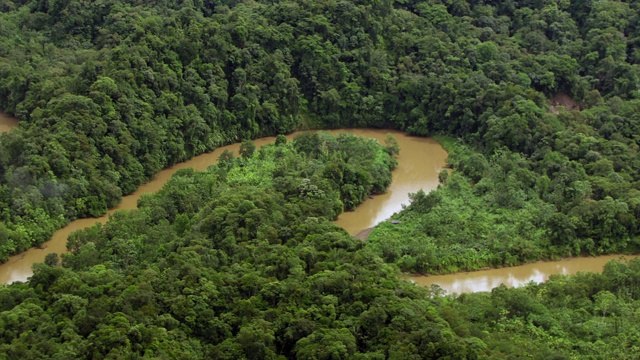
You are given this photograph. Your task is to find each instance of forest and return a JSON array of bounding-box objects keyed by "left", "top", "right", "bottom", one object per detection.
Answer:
[{"left": 1, "top": 0, "right": 640, "bottom": 358}]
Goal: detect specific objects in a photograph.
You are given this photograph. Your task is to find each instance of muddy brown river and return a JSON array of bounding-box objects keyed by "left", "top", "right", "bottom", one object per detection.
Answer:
[
  {"left": 0, "top": 112, "right": 19, "bottom": 133},
  {"left": 334, "top": 134, "right": 447, "bottom": 235},
  {"left": 409, "top": 254, "right": 640, "bottom": 294},
  {"left": 0, "top": 129, "right": 447, "bottom": 284},
  {"left": 1, "top": 122, "right": 635, "bottom": 292}
]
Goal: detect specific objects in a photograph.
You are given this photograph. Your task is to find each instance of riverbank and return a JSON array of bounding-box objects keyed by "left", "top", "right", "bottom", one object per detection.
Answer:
[
  {"left": 354, "top": 227, "right": 373, "bottom": 241},
  {"left": 408, "top": 254, "right": 640, "bottom": 294},
  {"left": 333, "top": 135, "right": 446, "bottom": 235}
]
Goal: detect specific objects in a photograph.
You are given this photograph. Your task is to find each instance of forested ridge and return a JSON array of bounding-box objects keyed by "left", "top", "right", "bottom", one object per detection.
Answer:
[{"left": 2, "top": 0, "right": 640, "bottom": 358}]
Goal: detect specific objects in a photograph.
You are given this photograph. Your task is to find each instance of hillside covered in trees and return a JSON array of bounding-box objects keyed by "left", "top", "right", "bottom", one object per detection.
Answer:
[{"left": 2, "top": 0, "right": 640, "bottom": 358}]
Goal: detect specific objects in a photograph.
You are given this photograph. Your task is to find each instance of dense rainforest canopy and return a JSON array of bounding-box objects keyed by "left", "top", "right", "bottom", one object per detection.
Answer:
[{"left": 2, "top": 0, "right": 640, "bottom": 358}]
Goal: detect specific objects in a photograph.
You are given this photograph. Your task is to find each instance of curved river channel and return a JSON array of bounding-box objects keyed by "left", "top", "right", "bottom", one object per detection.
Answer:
[
  {"left": 0, "top": 129, "right": 446, "bottom": 284},
  {"left": 0, "top": 118, "right": 636, "bottom": 293},
  {"left": 409, "top": 254, "right": 639, "bottom": 294}
]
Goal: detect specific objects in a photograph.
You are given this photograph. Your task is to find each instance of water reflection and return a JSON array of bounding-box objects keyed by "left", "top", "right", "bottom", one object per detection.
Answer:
[
  {"left": 333, "top": 133, "right": 446, "bottom": 235},
  {"left": 409, "top": 255, "right": 639, "bottom": 294}
]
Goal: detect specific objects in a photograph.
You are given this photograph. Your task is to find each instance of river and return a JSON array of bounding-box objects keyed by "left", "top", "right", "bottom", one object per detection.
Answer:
[
  {"left": 1, "top": 125, "right": 636, "bottom": 292},
  {"left": 0, "top": 112, "right": 19, "bottom": 133},
  {"left": 0, "top": 129, "right": 447, "bottom": 284},
  {"left": 409, "top": 254, "right": 640, "bottom": 294},
  {"left": 334, "top": 134, "right": 447, "bottom": 235}
]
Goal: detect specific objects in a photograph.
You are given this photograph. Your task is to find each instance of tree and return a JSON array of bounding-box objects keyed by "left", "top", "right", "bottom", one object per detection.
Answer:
[
  {"left": 239, "top": 140, "right": 256, "bottom": 159},
  {"left": 294, "top": 328, "right": 357, "bottom": 360},
  {"left": 44, "top": 253, "right": 59, "bottom": 267}
]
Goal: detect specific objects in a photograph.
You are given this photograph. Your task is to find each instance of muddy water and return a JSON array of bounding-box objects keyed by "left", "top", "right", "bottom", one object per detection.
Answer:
[
  {"left": 333, "top": 131, "right": 447, "bottom": 235},
  {"left": 409, "top": 255, "right": 640, "bottom": 294},
  {"left": 2, "top": 121, "right": 634, "bottom": 291},
  {"left": 0, "top": 129, "right": 446, "bottom": 284},
  {"left": 0, "top": 133, "right": 291, "bottom": 284},
  {"left": 0, "top": 112, "right": 19, "bottom": 133}
]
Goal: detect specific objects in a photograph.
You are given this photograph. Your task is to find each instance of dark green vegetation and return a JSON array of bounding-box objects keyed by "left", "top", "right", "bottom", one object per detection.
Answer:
[
  {"left": 0, "top": 135, "right": 640, "bottom": 359},
  {"left": 0, "top": 0, "right": 639, "bottom": 264},
  {"left": 360, "top": 3, "right": 640, "bottom": 275},
  {"left": 0, "top": 135, "right": 466, "bottom": 358},
  {"left": 367, "top": 134, "right": 640, "bottom": 274},
  {"left": 2, "top": 0, "right": 640, "bottom": 358},
  {"left": 435, "top": 259, "right": 640, "bottom": 358},
  {"left": 4, "top": 134, "right": 640, "bottom": 358}
]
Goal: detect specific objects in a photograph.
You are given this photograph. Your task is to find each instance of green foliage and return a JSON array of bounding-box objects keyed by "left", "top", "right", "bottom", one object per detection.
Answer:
[
  {"left": 1, "top": 0, "right": 640, "bottom": 358},
  {"left": 0, "top": 134, "right": 475, "bottom": 358},
  {"left": 367, "top": 135, "right": 639, "bottom": 274},
  {"left": 239, "top": 140, "right": 256, "bottom": 159},
  {"left": 0, "top": 0, "right": 639, "bottom": 266},
  {"left": 430, "top": 259, "right": 640, "bottom": 359}
]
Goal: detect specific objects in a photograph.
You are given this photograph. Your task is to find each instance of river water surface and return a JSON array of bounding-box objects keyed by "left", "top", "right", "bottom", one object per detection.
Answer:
[
  {"left": 409, "top": 254, "right": 640, "bottom": 294},
  {"left": 333, "top": 133, "right": 447, "bottom": 235},
  {"left": 0, "top": 129, "right": 446, "bottom": 283},
  {"left": 1, "top": 124, "right": 636, "bottom": 292},
  {"left": 0, "top": 112, "right": 19, "bottom": 133}
]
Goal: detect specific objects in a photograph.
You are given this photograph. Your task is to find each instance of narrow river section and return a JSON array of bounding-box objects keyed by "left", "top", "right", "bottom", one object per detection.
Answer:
[
  {"left": 0, "top": 112, "right": 19, "bottom": 133},
  {"left": 0, "top": 129, "right": 447, "bottom": 284},
  {"left": 333, "top": 130, "right": 447, "bottom": 235},
  {"left": 409, "top": 254, "right": 640, "bottom": 294}
]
